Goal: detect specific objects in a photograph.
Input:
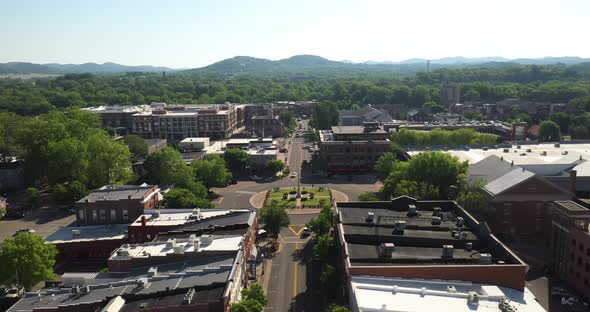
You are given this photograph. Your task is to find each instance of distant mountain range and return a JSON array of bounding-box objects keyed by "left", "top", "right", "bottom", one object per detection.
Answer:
[
  {"left": 362, "top": 56, "right": 590, "bottom": 65},
  {"left": 2, "top": 55, "right": 589, "bottom": 76},
  {"left": 0, "top": 62, "right": 178, "bottom": 75}
]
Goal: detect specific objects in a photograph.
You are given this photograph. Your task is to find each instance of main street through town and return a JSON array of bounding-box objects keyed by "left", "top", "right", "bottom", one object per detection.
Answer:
[{"left": 211, "top": 119, "right": 381, "bottom": 312}]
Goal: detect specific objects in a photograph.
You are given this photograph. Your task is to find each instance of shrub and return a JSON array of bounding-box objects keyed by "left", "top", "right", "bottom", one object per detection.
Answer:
[
  {"left": 289, "top": 190, "right": 297, "bottom": 194},
  {"left": 301, "top": 190, "right": 308, "bottom": 194}
]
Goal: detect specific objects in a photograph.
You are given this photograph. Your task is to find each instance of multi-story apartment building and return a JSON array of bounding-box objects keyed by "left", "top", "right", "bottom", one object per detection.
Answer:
[
  {"left": 550, "top": 200, "right": 590, "bottom": 300},
  {"left": 319, "top": 122, "right": 391, "bottom": 173},
  {"left": 88, "top": 103, "right": 245, "bottom": 142}
]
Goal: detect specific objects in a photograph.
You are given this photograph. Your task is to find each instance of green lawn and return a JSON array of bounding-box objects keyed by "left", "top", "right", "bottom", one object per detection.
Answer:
[{"left": 265, "top": 188, "right": 331, "bottom": 208}]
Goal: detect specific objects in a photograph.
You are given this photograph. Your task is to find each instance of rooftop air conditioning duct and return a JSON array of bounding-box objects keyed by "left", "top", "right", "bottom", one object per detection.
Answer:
[
  {"left": 379, "top": 243, "right": 395, "bottom": 257},
  {"left": 147, "top": 267, "right": 158, "bottom": 277},
  {"left": 407, "top": 205, "right": 418, "bottom": 217},
  {"left": 173, "top": 245, "right": 185, "bottom": 254},
  {"left": 166, "top": 238, "right": 176, "bottom": 249},
  {"left": 393, "top": 220, "right": 406, "bottom": 234},
  {"left": 442, "top": 245, "right": 454, "bottom": 258},
  {"left": 467, "top": 291, "right": 479, "bottom": 306},
  {"left": 72, "top": 229, "right": 81, "bottom": 238},
  {"left": 479, "top": 253, "right": 492, "bottom": 264},
  {"left": 433, "top": 207, "right": 442, "bottom": 217},
  {"left": 200, "top": 235, "right": 213, "bottom": 246},
  {"left": 465, "top": 242, "right": 473, "bottom": 251},
  {"left": 366, "top": 212, "right": 375, "bottom": 224},
  {"left": 431, "top": 216, "right": 442, "bottom": 225}
]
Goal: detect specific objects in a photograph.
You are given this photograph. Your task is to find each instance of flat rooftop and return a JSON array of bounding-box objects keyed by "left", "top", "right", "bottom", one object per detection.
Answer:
[
  {"left": 332, "top": 125, "right": 387, "bottom": 135},
  {"left": 129, "top": 209, "right": 252, "bottom": 227},
  {"left": 78, "top": 184, "right": 156, "bottom": 203},
  {"left": 109, "top": 235, "right": 242, "bottom": 260},
  {"left": 409, "top": 143, "right": 590, "bottom": 176},
  {"left": 45, "top": 224, "right": 128, "bottom": 244},
  {"left": 180, "top": 137, "right": 209, "bottom": 143},
  {"left": 350, "top": 276, "right": 545, "bottom": 312},
  {"left": 8, "top": 256, "right": 234, "bottom": 312},
  {"left": 555, "top": 200, "right": 589, "bottom": 212},
  {"left": 336, "top": 198, "right": 523, "bottom": 266},
  {"left": 119, "top": 286, "right": 225, "bottom": 312}
]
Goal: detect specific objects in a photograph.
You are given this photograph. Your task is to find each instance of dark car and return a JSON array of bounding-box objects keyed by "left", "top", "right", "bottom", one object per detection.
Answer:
[
  {"left": 13, "top": 228, "right": 35, "bottom": 236},
  {"left": 4, "top": 209, "right": 25, "bottom": 219}
]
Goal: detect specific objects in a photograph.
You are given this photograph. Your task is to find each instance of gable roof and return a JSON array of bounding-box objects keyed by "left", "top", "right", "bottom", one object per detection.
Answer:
[
  {"left": 467, "top": 155, "right": 515, "bottom": 184},
  {"left": 484, "top": 168, "right": 535, "bottom": 196}
]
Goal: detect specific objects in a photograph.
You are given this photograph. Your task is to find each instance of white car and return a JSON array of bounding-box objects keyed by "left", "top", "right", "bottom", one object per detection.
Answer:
[{"left": 290, "top": 172, "right": 298, "bottom": 178}]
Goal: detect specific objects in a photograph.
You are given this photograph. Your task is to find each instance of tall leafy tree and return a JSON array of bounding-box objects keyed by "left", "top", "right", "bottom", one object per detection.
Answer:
[
  {"left": 539, "top": 120, "right": 561, "bottom": 142},
  {"left": 259, "top": 206, "right": 289, "bottom": 238},
  {"left": 86, "top": 133, "right": 132, "bottom": 187},
  {"left": 0, "top": 233, "right": 58, "bottom": 290},
  {"left": 192, "top": 154, "right": 231, "bottom": 190},
  {"left": 224, "top": 148, "right": 249, "bottom": 175},
  {"left": 123, "top": 134, "right": 149, "bottom": 160},
  {"left": 163, "top": 187, "right": 211, "bottom": 208}
]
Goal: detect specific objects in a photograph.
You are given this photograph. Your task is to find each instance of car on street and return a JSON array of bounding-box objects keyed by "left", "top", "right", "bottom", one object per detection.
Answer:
[
  {"left": 300, "top": 227, "right": 312, "bottom": 237},
  {"left": 3, "top": 286, "right": 25, "bottom": 299},
  {"left": 13, "top": 228, "right": 35, "bottom": 236},
  {"left": 289, "top": 172, "right": 298, "bottom": 178},
  {"left": 4, "top": 209, "right": 25, "bottom": 219}
]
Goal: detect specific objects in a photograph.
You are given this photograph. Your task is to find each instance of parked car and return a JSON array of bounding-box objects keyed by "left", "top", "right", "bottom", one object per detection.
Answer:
[
  {"left": 290, "top": 172, "right": 298, "bottom": 178},
  {"left": 3, "top": 286, "right": 25, "bottom": 299},
  {"left": 13, "top": 228, "right": 35, "bottom": 236},
  {"left": 300, "top": 227, "right": 312, "bottom": 238}
]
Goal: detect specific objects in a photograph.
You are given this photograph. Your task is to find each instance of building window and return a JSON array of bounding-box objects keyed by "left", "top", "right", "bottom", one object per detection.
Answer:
[
  {"left": 78, "top": 210, "right": 84, "bottom": 220},
  {"left": 110, "top": 209, "right": 116, "bottom": 220},
  {"left": 123, "top": 209, "right": 129, "bottom": 221},
  {"left": 580, "top": 244, "right": 584, "bottom": 252},
  {"left": 92, "top": 210, "right": 97, "bottom": 221},
  {"left": 100, "top": 209, "right": 106, "bottom": 221},
  {"left": 586, "top": 263, "right": 589, "bottom": 272},
  {"left": 572, "top": 239, "right": 577, "bottom": 246},
  {"left": 578, "top": 258, "right": 583, "bottom": 266}
]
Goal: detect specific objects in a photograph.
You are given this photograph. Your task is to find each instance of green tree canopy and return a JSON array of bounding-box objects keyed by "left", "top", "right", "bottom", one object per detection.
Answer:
[
  {"left": 224, "top": 148, "right": 249, "bottom": 175},
  {"left": 306, "top": 206, "right": 333, "bottom": 236},
  {"left": 539, "top": 120, "right": 561, "bottom": 142},
  {"left": 241, "top": 282, "right": 267, "bottom": 305},
  {"left": 312, "top": 102, "right": 339, "bottom": 130},
  {"left": 326, "top": 305, "right": 351, "bottom": 312},
  {"left": 259, "top": 205, "right": 289, "bottom": 238},
  {"left": 549, "top": 113, "right": 571, "bottom": 134},
  {"left": 191, "top": 154, "right": 231, "bottom": 190},
  {"left": 123, "top": 134, "right": 148, "bottom": 160},
  {"left": 163, "top": 187, "right": 211, "bottom": 208},
  {"left": 0, "top": 233, "right": 58, "bottom": 290},
  {"left": 381, "top": 152, "right": 467, "bottom": 200},
  {"left": 265, "top": 160, "right": 285, "bottom": 175},
  {"left": 358, "top": 191, "right": 380, "bottom": 201},
  {"left": 143, "top": 147, "right": 204, "bottom": 195}
]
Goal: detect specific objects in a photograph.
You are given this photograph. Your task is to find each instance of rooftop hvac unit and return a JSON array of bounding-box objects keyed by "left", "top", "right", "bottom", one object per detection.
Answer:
[
  {"left": 183, "top": 288, "right": 196, "bottom": 305},
  {"left": 431, "top": 216, "right": 442, "bottom": 225},
  {"left": 442, "top": 245, "right": 454, "bottom": 258},
  {"left": 173, "top": 245, "right": 185, "bottom": 254},
  {"left": 379, "top": 243, "right": 395, "bottom": 257},
  {"left": 200, "top": 235, "right": 213, "bottom": 245},
  {"left": 467, "top": 291, "right": 479, "bottom": 306},
  {"left": 166, "top": 238, "right": 176, "bottom": 249},
  {"left": 117, "top": 249, "right": 129, "bottom": 257},
  {"left": 151, "top": 211, "right": 160, "bottom": 219},
  {"left": 433, "top": 207, "right": 442, "bottom": 217},
  {"left": 541, "top": 151, "right": 547, "bottom": 156},
  {"left": 407, "top": 205, "right": 418, "bottom": 217},
  {"left": 393, "top": 220, "right": 406, "bottom": 234},
  {"left": 456, "top": 217, "right": 464, "bottom": 227},
  {"left": 80, "top": 285, "right": 90, "bottom": 294},
  {"left": 71, "top": 229, "right": 81, "bottom": 238},
  {"left": 554, "top": 143, "right": 560, "bottom": 148},
  {"left": 366, "top": 212, "right": 375, "bottom": 223},
  {"left": 465, "top": 242, "right": 473, "bottom": 251},
  {"left": 480, "top": 253, "right": 492, "bottom": 264},
  {"left": 147, "top": 267, "right": 158, "bottom": 277},
  {"left": 461, "top": 231, "right": 469, "bottom": 239},
  {"left": 137, "top": 278, "right": 148, "bottom": 289}
]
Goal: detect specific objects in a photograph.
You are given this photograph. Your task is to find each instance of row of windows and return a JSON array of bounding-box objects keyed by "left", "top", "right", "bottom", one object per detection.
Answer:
[
  {"left": 571, "top": 239, "right": 590, "bottom": 256},
  {"left": 79, "top": 209, "right": 128, "bottom": 222}
]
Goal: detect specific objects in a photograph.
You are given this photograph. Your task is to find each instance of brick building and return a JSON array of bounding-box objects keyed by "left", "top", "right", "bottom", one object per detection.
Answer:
[
  {"left": 319, "top": 122, "right": 391, "bottom": 174},
  {"left": 335, "top": 196, "right": 529, "bottom": 291},
  {"left": 467, "top": 155, "right": 573, "bottom": 240},
  {"left": 44, "top": 224, "right": 128, "bottom": 262},
  {"left": 550, "top": 200, "right": 590, "bottom": 300},
  {"left": 76, "top": 185, "right": 161, "bottom": 226}
]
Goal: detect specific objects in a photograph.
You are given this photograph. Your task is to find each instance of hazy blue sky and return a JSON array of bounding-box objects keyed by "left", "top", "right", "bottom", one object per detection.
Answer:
[{"left": 1, "top": 0, "right": 589, "bottom": 68}]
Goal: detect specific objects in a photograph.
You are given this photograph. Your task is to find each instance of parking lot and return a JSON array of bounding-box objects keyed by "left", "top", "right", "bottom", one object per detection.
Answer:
[{"left": 0, "top": 208, "right": 76, "bottom": 242}]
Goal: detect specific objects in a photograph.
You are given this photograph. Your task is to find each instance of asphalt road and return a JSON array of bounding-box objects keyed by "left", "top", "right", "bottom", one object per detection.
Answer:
[
  {"left": 265, "top": 214, "right": 321, "bottom": 312},
  {"left": 0, "top": 208, "right": 76, "bottom": 242}
]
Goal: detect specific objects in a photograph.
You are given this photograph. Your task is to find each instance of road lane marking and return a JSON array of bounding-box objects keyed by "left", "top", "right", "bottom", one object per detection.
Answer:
[
  {"left": 293, "top": 242, "right": 300, "bottom": 298},
  {"left": 288, "top": 224, "right": 306, "bottom": 236}
]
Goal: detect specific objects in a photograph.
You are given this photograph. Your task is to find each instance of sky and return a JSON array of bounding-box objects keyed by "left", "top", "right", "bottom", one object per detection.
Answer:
[{"left": 1, "top": 0, "right": 589, "bottom": 68}]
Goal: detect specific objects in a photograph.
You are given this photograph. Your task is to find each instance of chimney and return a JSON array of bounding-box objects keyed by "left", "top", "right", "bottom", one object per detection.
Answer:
[
  {"left": 570, "top": 170, "right": 577, "bottom": 195},
  {"left": 141, "top": 215, "right": 146, "bottom": 227}
]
